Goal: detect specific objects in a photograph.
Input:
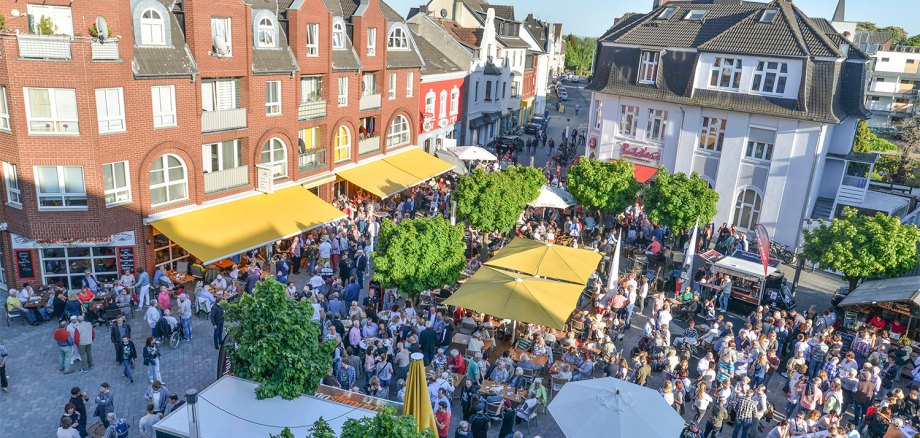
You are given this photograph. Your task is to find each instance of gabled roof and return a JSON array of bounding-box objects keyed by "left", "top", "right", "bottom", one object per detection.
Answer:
[
  {"left": 435, "top": 21, "right": 484, "bottom": 49},
  {"left": 333, "top": 32, "right": 363, "bottom": 71},
  {"left": 132, "top": 0, "right": 199, "bottom": 78},
  {"left": 412, "top": 31, "right": 462, "bottom": 75},
  {"left": 379, "top": 0, "right": 405, "bottom": 21},
  {"left": 250, "top": 3, "right": 300, "bottom": 75},
  {"left": 497, "top": 34, "right": 531, "bottom": 49}
]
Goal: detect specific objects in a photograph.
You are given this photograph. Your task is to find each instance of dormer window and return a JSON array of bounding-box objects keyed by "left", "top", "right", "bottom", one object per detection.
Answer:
[
  {"left": 258, "top": 18, "right": 275, "bottom": 47},
  {"left": 760, "top": 9, "right": 778, "bottom": 23},
  {"left": 388, "top": 27, "right": 408, "bottom": 49},
  {"left": 141, "top": 9, "right": 165, "bottom": 45},
  {"left": 658, "top": 7, "right": 677, "bottom": 19},
  {"left": 710, "top": 57, "right": 742, "bottom": 90},
  {"left": 751, "top": 61, "right": 788, "bottom": 95},
  {"left": 333, "top": 23, "right": 344, "bottom": 49},
  {"left": 639, "top": 51, "right": 659, "bottom": 84},
  {"left": 684, "top": 10, "right": 707, "bottom": 20}
]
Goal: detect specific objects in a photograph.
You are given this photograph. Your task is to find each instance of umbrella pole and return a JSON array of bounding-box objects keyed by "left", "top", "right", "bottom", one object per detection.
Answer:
[{"left": 511, "top": 320, "right": 517, "bottom": 345}]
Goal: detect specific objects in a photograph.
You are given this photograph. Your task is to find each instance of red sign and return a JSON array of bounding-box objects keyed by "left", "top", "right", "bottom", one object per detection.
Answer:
[
  {"left": 620, "top": 143, "right": 661, "bottom": 164},
  {"left": 589, "top": 138, "right": 596, "bottom": 148},
  {"left": 753, "top": 224, "right": 771, "bottom": 277}
]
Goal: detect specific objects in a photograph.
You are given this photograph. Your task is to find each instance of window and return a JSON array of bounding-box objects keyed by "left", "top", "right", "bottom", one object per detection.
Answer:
[
  {"left": 203, "top": 140, "right": 241, "bottom": 173},
  {"left": 407, "top": 72, "right": 414, "bottom": 97},
  {"left": 258, "top": 17, "right": 275, "bottom": 47},
  {"left": 27, "top": 4, "right": 74, "bottom": 36},
  {"left": 261, "top": 138, "right": 287, "bottom": 178},
  {"left": 388, "top": 27, "right": 408, "bottom": 49},
  {"left": 745, "top": 127, "right": 776, "bottom": 161},
  {"left": 387, "top": 115, "right": 410, "bottom": 147},
  {"left": 338, "top": 77, "right": 348, "bottom": 106},
  {"left": 870, "top": 96, "right": 880, "bottom": 101},
  {"left": 362, "top": 73, "right": 377, "bottom": 95},
  {"left": 474, "top": 82, "right": 479, "bottom": 102},
  {"left": 265, "top": 81, "right": 281, "bottom": 115},
  {"left": 333, "top": 23, "right": 344, "bottom": 48},
  {"left": 751, "top": 61, "right": 788, "bottom": 95},
  {"left": 425, "top": 91, "right": 435, "bottom": 115},
  {"left": 733, "top": 188, "right": 763, "bottom": 230},
  {"left": 909, "top": 60, "right": 917, "bottom": 64},
  {"left": 367, "top": 27, "right": 376, "bottom": 56},
  {"left": 594, "top": 100, "right": 603, "bottom": 129},
  {"left": 485, "top": 81, "right": 492, "bottom": 101},
  {"left": 306, "top": 23, "right": 319, "bottom": 56},
  {"left": 710, "top": 58, "right": 743, "bottom": 90},
  {"left": 211, "top": 17, "right": 232, "bottom": 56},
  {"left": 24, "top": 88, "right": 79, "bottom": 134},
  {"left": 298, "top": 127, "right": 325, "bottom": 170},
  {"left": 658, "top": 7, "right": 677, "bottom": 19},
  {"left": 140, "top": 9, "right": 165, "bottom": 45},
  {"left": 439, "top": 91, "right": 448, "bottom": 118},
  {"left": 95, "top": 88, "right": 126, "bottom": 133},
  {"left": 639, "top": 51, "right": 660, "bottom": 84},
  {"left": 901, "top": 80, "right": 911, "bottom": 84},
  {"left": 41, "top": 247, "right": 118, "bottom": 291},
  {"left": 0, "top": 86, "right": 9, "bottom": 131},
  {"left": 646, "top": 109, "right": 668, "bottom": 142},
  {"left": 2, "top": 162, "right": 21, "bottom": 206},
  {"left": 152, "top": 232, "right": 189, "bottom": 270},
  {"left": 35, "top": 166, "right": 86, "bottom": 208},
  {"left": 450, "top": 87, "right": 459, "bottom": 114},
  {"left": 334, "top": 126, "right": 351, "bottom": 162},
  {"left": 151, "top": 85, "right": 176, "bottom": 127},
  {"left": 388, "top": 73, "right": 397, "bottom": 99},
  {"left": 619, "top": 105, "right": 639, "bottom": 138},
  {"left": 699, "top": 117, "right": 726, "bottom": 152},
  {"left": 760, "top": 9, "right": 778, "bottom": 22},
  {"left": 510, "top": 81, "right": 517, "bottom": 97},
  {"left": 881, "top": 58, "right": 890, "bottom": 62},
  {"left": 877, "top": 78, "right": 886, "bottom": 82},
  {"left": 102, "top": 161, "right": 131, "bottom": 205},
  {"left": 301, "top": 76, "right": 322, "bottom": 102},
  {"left": 149, "top": 154, "right": 187, "bottom": 206},
  {"left": 684, "top": 10, "right": 707, "bottom": 20},
  {"left": 202, "top": 79, "right": 238, "bottom": 111}
]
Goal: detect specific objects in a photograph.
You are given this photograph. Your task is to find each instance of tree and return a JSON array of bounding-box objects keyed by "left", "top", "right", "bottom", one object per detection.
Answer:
[
  {"left": 225, "top": 277, "right": 333, "bottom": 400},
  {"left": 802, "top": 208, "right": 920, "bottom": 292},
  {"left": 904, "top": 34, "right": 920, "bottom": 47},
  {"left": 893, "top": 119, "right": 920, "bottom": 183},
  {"left": 564, "top": 35, "right": 596, "bottom": 75},
  {"left": 567, "top": 158, "right": 641, "bottom": 214},
  {"left": 371, "top": 216, "right": 466, "bottom": 298},
  {"left": 853, "top": 120, "right": 872, "bottom": 153},
  {"left": 271, "top": 408, "right": 435, "bottom": 438},
  {"left": 644, "top": 169, "right": 719, "bottom": 231},
  {"left": 856, "top": 22, "right": 908, "bottom": 44},
  {"left": 453, "top": 165, "right": 544, "bottom": 233}
]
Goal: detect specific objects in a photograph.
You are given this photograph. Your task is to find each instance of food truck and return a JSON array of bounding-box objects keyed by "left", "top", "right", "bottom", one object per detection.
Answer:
[
  {"left": 837, "top": 276, "right": 920, "bottom": 340},
  {"left": 699, "top": 250, "right": 792, "bottom": 313}
]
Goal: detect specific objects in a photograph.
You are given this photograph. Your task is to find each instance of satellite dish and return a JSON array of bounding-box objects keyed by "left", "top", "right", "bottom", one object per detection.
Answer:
[
  {"left": 10, "top": 9, "right": 19, "bottom": 18},
  {"left": 96, "top": 16, "right": 108, "bottom": 43},
  {"left": 440, "top": 8, "right": 448, "bottom": 18},
  {"left": 213, "top": 35, "right": 229, "bottom": 56},
  {"left": 298, "top": 138, "right": 306, "bottom": 154}
]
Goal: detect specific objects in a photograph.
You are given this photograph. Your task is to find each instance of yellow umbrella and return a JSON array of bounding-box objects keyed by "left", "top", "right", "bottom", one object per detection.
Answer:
[
  {"left": 443, "top": 266, "right": 586, "bottom": 330},
  {"left": 485, "top": 237, "right": 603, "bottom": 284},
  {"left": 404, "top": 353, "right": 438, "bottom": 435}
]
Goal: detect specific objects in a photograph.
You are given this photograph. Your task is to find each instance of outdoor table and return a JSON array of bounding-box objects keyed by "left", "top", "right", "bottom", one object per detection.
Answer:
[
  {"left": 580, "top": 345, "right": 601, "bottom": 355},
  {"left": 797, "top": 431, "right": 830, "bottom": 438},
  {"left": 359, "top": 337, "right": 379, "bottom": 350},
  {"left": 734, "top": 353, "right": 755, "bottom": 377},
  {"left": 213, "top": 289, "right": 238, "bottom": 302},
  {"left": 167, "top": 270, "right": 193, "bottom": 286},
  {"left": 548, "top": 360, "right": 567, "bottom": 375},
  {"left": 900, "top": 426, "right": 918, "bottom": 438},
  {"left": 452, "top": 333, "right": 494, "bottom": 352},
  {"left": 508, "top": 349, "right": 549, "bottom": 367},
  {"left": 478, "top": 379, "right": 526, "bottom": 404},
  {"left": 23, "top": 291, "right": 52, "bottom": 321},
  {"left": 425, "top": 366, "right": 463, "bottom": 388},
  {"left": 214, "top": 260, "right": 235, "bottom": 270}
]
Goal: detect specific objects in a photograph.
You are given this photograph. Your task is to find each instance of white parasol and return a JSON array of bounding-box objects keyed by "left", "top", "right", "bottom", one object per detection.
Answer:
[
  {"left": 528, "top": 184, "right": 576, "bottom": 209},
  {"left": 444, "top": 146, "right": 498, "bottom": 161}
]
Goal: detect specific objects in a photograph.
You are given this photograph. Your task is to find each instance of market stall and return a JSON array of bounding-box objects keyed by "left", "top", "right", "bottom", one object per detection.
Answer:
[
  {"left": 699, "top": 250, "right": 789, "bottom": 313},
  {"left": 837, "top": 276, "right": 920, "bottom": 340}
]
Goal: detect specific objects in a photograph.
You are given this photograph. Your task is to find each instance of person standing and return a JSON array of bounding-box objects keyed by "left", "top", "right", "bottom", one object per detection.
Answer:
[
  {"left": 0, "top": 344, "right": 7, "bottom": 392},
  {"left": 144, "top": 303, "right": 160, "bottom": 337},
  {"left": 435, "top": 401, "right": 451, "bottom": 438},
  {"left": 143, "top": 337, "right": 162, "bottom": 384},
  {"left": 704, "top": 397, "right": 728, "bottom": 438},
  {"left": 145, "top": 380, "right": 171, "bottom": 414},
  {"left": 138, "top": 403, "right": 159, "bottom": 438},
  {"left": 290, "top": 235, "right": 303, "bottom": 276},
  {"left": 57, "top": 417, "right": 80, "bottom": 438},
  {"left": 75, "top": 316, "right": 95, "bottom": 373},
  {"left": 176, "top": 293, "right": 193, "bottom": 340},
  {"left": 109, "top": 316, "right": 132, "bottom": 363},
  {"left": 93, "top": 382, "right": 114, "bottom": 428},
  {"left": 135, "top": 268, "right": 151, "bottom": 311},
  {"left": 355, "top": 250, "right": 368, "bottom": 289},
  {"left": 116, "top": 335, "right": 137, "bottom": 384},
  {"left": 469, "top": 403, "right": 490, "bottom": 438},
  {"left": 211, "top": 299, "right": 225, "bottom": 350},
  {"left": 54, "top": 320, "right": 76, "bottom": 374},
  {"left": 732, "top": 389, "right": 757, "bottom": 438},
  {"left": 69, "top": 387, "right": 89, "bottom": 435}
]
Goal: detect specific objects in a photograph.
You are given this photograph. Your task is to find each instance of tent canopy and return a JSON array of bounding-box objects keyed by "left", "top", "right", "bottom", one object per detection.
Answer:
[
  {"left": 485, "top": 237, "right": 602, "bottom": 285},
  {"left": 435, "top": 149, "right": 468, "bottom": 175},
  {"left": 336, "top": 148, "right": 453, "bottom": 198},
  {"left": 839, "top": 276, "right": 920, "bottom": 307},
  {"left": 528, "top": 184, "right": 576, "bottom": 209},
  {"left": 443, "top": 266, "right": 585, "bottom": 330},
  {"left": 713, "top": 250, "right": 781, "bottom": 280},
  {"left": 444, "top": 146, "right": 497, "bottom": 161}
]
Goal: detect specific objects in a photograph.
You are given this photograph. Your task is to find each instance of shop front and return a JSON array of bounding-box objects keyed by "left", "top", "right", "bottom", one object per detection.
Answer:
[
  {"left": 335, "top": 147, "right": 454, "bottom": 199},
  {"left": 11, "top": 231, "right": 136, "bottom": 290},
  {"left": 838, "top": 276, "right": 920, "bottom": 341},
  {"left": 700, "top": 250, "right": 789, "bottom": 313}
]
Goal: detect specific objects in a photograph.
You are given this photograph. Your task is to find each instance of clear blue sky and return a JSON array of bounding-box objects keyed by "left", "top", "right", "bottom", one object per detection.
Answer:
[{"left": 385, "top": 0, "right": 919, "bottom": 38}]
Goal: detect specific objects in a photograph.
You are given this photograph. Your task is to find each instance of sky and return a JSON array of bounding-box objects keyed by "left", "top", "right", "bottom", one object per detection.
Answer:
[{"left": 384, "top": 0, "right": 920, "bottom": 39}]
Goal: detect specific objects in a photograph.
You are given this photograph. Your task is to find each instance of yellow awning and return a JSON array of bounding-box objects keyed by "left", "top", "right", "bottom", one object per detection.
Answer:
[
  {"left": 336, "top": 148, "right": 454, "bottom": 198},
  {"left": 149, "top": 186, "right": 344, "bottom": 264},
  {"left": 485, "top": 237, "right": 603, "bottom": 285}
]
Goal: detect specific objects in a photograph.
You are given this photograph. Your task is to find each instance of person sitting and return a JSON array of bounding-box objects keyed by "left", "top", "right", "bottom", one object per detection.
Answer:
[
  {"left": 515, "top": 333, "right": 534, "bottom": 351},
  {"left": 490, "top": 361, "right": 511, "bottom": 383},
  {"left": 508, "top": 367, "right": 528, "bottom": 389},
  {"left": 7, "top": 290, "right": 38, "bottom": 325},
  {"left": 573, "top": 352, "right": 594, "bottom": 381},
  {"left": 532, "top": 336, "right": 552, "bottom": 362},
  {"left": 674, "top": 320, "right": 700, "bottom": 348},
  {"left": 645, "top": 236, "right": 662, "bottom": 257},
  {"left": 77, "top": 287, "right": 95, "bottom": 305},
  {"left": 448, "top": 349, "right": 467, "bottom": 375},
  {"left": 678, "top": 295, "right": 702, "bottom": 322},
  {"left": 485, "top": 387, "right": 504, "bottom": 405},
  {"left": 556, "top": 364, "right": 573, "bottom": 380},
  {"left": 561, "top": 347, "right": 583, "bottom": 367},
  {"left": 467, "top": 334, "right": 485, "bottom": 353},
  {"left": 516, "top": 391, "right": 539, "bottom": 421}
]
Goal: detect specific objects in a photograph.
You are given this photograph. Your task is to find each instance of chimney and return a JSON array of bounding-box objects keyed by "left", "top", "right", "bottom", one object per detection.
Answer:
[
  {"left": 419, "top": 4, "right": 428, "bottom": 15},
  {"left": 186, "top": 389, "right": 201, "bottom": 438}
]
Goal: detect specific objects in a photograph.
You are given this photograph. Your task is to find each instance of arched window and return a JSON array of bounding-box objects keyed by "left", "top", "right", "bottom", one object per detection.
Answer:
[
  {"left": 141, "top": 9, "right": 165, "bottom": 46},
  {"left": 149, "top": 154, "right": 187, "bottom": 206},
  {"left": 439, "top": 91, "right": 448, "bottom": 118},
  {"left": 450, "top": 87, "right": 459, "bottom": 114},
  {"left": 733, "top": 187, "right": 763, "bottom": 231},
  {"left": 258, "top": 17, "right": 275, "bottom": 47},
  {"left": 261, "top": 138, "right": 287, "bottom": 178},
  {"left": 333, "top": 23, "right": 344, "bottom": 48},
  {"left": 425, "top": 91, "right": 435, "bottom": 116},
  {"left": 387, "top": 115, "right": 410, "bottom": 147},
  {"left": 388, "top": 27, "right": 408, "bottom": 49},
  {"left": 334, "top": 126, "right": 351, "bottom": 162}
]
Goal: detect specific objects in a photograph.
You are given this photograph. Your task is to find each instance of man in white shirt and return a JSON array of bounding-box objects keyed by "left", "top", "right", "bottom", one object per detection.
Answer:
[
  {"left": 717, "top": 275, "right": 732, "bottom": 311},
  {"left": 162, "top": 309, "right": 178, "bottom": 330},
  {"left": 318, "top": 237, "right": 333, "bottom": 266},
  {"left": 211, "top": 275, "right": 228, "bottom": 291},
  {"left": 144, "top": 304, "right": 161, "bottom": 336}
]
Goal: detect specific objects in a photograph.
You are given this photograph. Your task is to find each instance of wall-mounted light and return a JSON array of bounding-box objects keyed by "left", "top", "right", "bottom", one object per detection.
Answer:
[{"left": 146, "top": 238, "right": 152, "bottom": 245}]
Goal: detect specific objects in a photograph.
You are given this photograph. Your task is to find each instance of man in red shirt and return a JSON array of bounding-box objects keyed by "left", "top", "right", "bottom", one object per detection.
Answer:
[
  {"left": 53, "top": 320, "right": 76, "bottom": 374},
  {"left": 435, "top": 401, "right": 451, "bottom": 438}
]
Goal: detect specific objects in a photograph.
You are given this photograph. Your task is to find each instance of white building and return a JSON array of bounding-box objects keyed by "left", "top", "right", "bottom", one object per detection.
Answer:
[
  {"left": 866, "top": 46, "right": 920, "bottom": 129},
  {"left": 585, "top": 0, "right": 891, "bottom": 249}
]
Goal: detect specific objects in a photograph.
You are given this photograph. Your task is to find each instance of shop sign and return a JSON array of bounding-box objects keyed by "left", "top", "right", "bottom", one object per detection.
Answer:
[
  {"left": 619, "top": 141, "right": 661, "bottom": 166},
  {"left": 423, "top": 120, "right": 434, "bottom": 132},
  {"left": 256, "top": 164, "right": 274, "bottom": 194},
  {"left": 438, "top": 118, "right": 449, "bottom": 128}
]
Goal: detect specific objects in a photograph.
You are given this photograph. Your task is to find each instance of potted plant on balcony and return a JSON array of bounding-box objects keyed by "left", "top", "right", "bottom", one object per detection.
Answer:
[
  {"left": 35, "top": 16, "right": 57, "bottom": 36},
  {"left": 89, "top": 16, "right": 114, "bottom": 38}
]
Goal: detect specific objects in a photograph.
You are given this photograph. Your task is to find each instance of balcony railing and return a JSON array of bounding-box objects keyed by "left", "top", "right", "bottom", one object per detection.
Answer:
[
  {"left": 91, "top": 41, "right": 119, "bottom": 60},
  {"left": 299, "top": 148, "right": 326, "bottom": 172},
  {"left": 203, "top": 166, "right": 249, "bottom": 194},
  {"left": 202, "top": 108, "right": 247, "bottom": 133},
  {"left": 18, "top": 35, "right": 70, "bottom": 60},
  {"left": 359, "top": 93, "right": 381, "bottom": 111},
  {"left": 298, "top": 100, "right": 327, "bottom": 121},
  {"left": 842, "top": 175, "right": 868, "bottom": 189},
  {"left": 358, "top": 137, "right": 380, "bottom": 156}
]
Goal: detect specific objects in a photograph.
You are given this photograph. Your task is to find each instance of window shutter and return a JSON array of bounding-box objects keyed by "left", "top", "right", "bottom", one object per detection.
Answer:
[
  {"left": 202, "top": 81, "right": 214, "bottom": 112},
  {"left": 748, "top": 127, "right": 776, "bottom": 144},
  {"left": 216, "top": 81, "right": 234, "bottom": 110}
]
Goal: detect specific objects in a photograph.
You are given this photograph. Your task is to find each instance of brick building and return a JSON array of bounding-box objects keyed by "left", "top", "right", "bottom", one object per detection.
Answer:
[{"left": 0, "top": 0, "right": 426, "bottom": 291}]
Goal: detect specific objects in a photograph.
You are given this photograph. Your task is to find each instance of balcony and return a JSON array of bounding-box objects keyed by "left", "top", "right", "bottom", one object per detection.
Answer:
[
  {"left": 203, "top": 166, "right": 249, "bottom": 194},
  {"left": 299, "top": 148, "right": 326, "bottom": 172},
  {"left": 202, "top": 108, "right": 247, "bottom": 133},
  {"left": 18, "top": 35, "right": 70, "bottom": 60},
  {"left": 358, "top": 136, "right": 381, "bottom": 156},
  {"left": 91, "top": 41, "right": 119, "bottom": 60},
  {"left": 359, "top": 93, "right": 381, "bottom": 111},
  {"left": 298, "top": 100, "right": 327, "bottom": 121},
  {"left": 842, "top": 175, "right": 868, "bottom": 189}
]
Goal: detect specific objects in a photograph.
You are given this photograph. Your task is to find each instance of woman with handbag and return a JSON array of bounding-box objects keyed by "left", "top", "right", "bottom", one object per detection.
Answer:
[{"left": 143, "top": 337, "right": 162, "bottom": 384}]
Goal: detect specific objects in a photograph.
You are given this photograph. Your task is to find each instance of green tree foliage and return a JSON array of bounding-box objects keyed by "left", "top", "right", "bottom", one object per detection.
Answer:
[
  {"left": 225, "top": 277, "right": 333, "bottom": 400},
  {"left": 856, "top": 22, "right": 908, "bottom": 44},
  {"left": 454, "top": 166, "right": 544, "bottom": 233},
  {"left": 271, "top": 408, "right": 435, "bottom": 438},
  {"left": 802, "top": 208, "right": 920, "bottom": 292},
  {"left": 37, "top": 16, "right": 57, "bottom": 35},
  {"left": 567, "top": 158, "right": 641, "bottom": 214},
  {"left": 904, "top": 34, "right": 920, "bottom": 47},
  {"left": 564, "top": 35, "right": 596, "bottom": 75},
  {"left": 644, "top": 169, "right": 719, "bottom": 231},
  {"left": 854, "top": 120, "right": 872, "bottom": 154},
  {"left": 372, "top": 216, "right": 466, "bottom": 298}
]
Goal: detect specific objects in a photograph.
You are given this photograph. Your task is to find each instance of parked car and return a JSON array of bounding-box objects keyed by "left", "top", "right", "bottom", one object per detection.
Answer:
[
  {"left": 893, "top": 131, "right": 905, "bottom": 141},
  {"left": 495, "top": 135, "right": 524, "bottom": 153},
  {"left": 524, "top": 117, "right": 546, "bottom": 134},
  {"left": 571, "top": 75, "right": 580, "bottom": 82},
  {"left": 831, "top": 285, "right": 850, "bottom": 309},
  {"left": 560, "top": 90, "right": 568, "bottom": 101}
]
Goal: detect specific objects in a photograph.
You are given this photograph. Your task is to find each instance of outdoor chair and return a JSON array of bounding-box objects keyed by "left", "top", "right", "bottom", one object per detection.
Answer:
[
  {"left": 5, "top": 307, "right": 25, "bottom": 327},
  {"left": 517, "top": 403, "right": 539, "bottom": 431}
]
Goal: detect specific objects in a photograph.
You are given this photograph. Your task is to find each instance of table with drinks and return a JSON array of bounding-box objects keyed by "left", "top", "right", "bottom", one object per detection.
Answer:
[
  {"left": 508, "top": 349, "right": 549, "bottom": 367},
  {"left": 478, "top": 379, "right": 526, "bottom": 404}
]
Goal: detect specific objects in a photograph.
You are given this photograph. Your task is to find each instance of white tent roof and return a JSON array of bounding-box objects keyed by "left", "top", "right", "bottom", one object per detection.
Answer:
[
  {"left": 713, "top": 250, "right": 781, "bottom": 280},
  {"left": 154, "top": 376, "right": 378, "bottom": 438},
  {"left": 528, "top": 184, "right": 576, "bottom": 209},
  {"left": 444, "top": 146, "right": 497, "bottom": 161}
]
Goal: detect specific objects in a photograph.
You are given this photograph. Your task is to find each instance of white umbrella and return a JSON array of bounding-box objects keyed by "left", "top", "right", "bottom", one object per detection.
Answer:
[
  {"left": 444, "top": 146, "right": 498, "bottom": 161},
  {"left": 435, "top": 149, "right": 468, "bottom": 175},
  {"left": 528, "top": 184, "right": 576, "bottom": 209},
  {"left": 548, "top": 377, "right": 686, "bottom": 438}
]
